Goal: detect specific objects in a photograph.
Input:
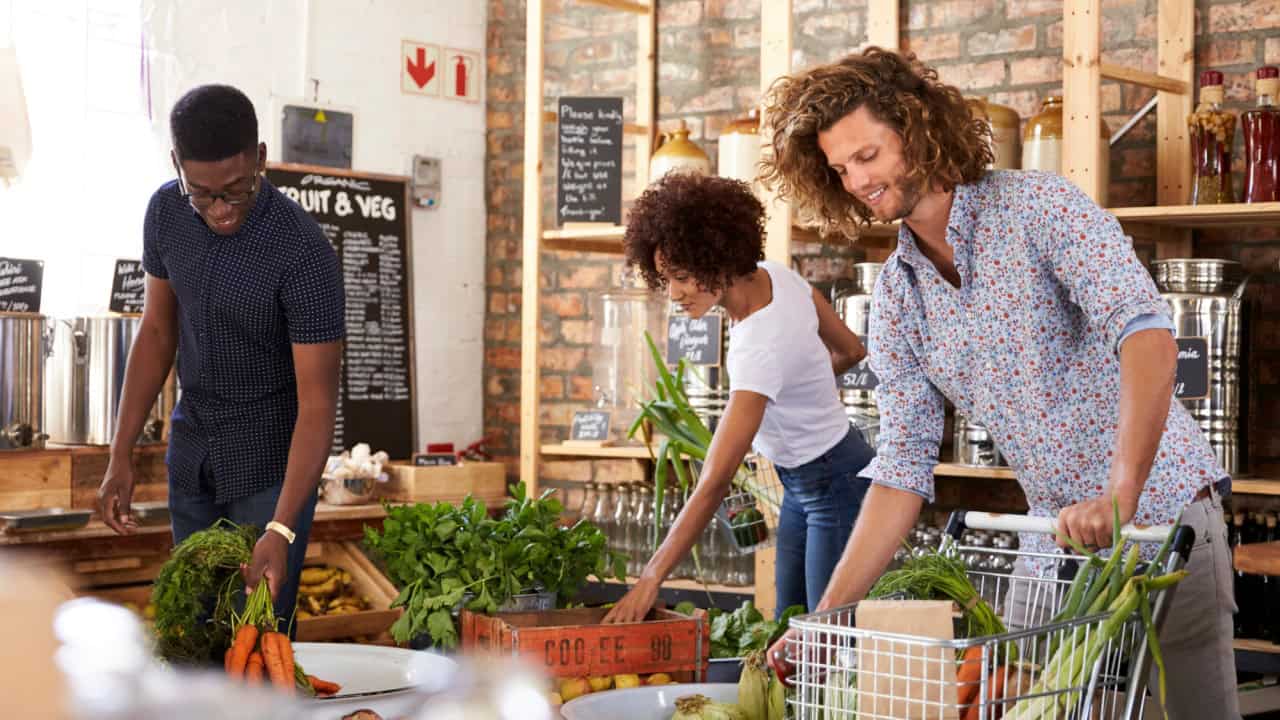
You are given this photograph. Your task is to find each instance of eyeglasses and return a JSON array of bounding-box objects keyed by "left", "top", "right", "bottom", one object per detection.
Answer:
[{"left": 176, "top": 170, "right": 260, "bottom": 209}]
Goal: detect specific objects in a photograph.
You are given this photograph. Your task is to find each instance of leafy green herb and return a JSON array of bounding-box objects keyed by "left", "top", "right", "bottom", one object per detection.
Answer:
[
  {"left": 868, "top": 547, "right": 1006, "bottom": 640},
  {"left": 364, "top": 482, "right": 627, "bottom": 648},
  {"left": 151, "top": 519, "right": 256, "bottom": 665},
  {"left": 702, "top": 600, "right": 806, "bottom": 659}
]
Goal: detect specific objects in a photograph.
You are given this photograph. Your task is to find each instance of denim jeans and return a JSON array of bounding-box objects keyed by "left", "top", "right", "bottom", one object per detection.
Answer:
[
  {"left": 169, "top": 458, "right": 318, "bottom": 636},
  {"left": 773, "top": 426, "right": 874, "bottom": 618}
]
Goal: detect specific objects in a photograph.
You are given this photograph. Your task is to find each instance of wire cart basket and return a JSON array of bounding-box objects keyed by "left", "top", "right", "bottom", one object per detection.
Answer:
[
  {"left": 786, "top": 510, "right": 1196, "bottom": 720},
  {"left": 713, "top": 455, "right": 784, "bottom": 555}
]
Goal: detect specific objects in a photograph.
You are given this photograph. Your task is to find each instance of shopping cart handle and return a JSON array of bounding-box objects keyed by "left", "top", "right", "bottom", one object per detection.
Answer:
[{"left": 959, "top": 511, "right": 1173, "bottom": 544}]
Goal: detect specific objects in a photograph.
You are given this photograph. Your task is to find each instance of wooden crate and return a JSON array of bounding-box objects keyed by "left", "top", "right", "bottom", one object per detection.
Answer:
[
  {"left": 0, "top": 449, "right": 72, "bottom": 511},
  {"left": 460, "top": 607, "right": 710, "bottom": 681},
  {"left": 70, "top": 445, "right": 167, "bottom": 516},
  {"left": 295, "top": 540, "right": 402, "bottom": 642},
  {"left": 379, "top": 461, "right": 508, "bottom": 507}
]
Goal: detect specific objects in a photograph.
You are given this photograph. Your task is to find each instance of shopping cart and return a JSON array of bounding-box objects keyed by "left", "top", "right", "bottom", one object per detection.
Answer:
[{"left": 786, "top": 510, "right": 1196, "bottom": 720}]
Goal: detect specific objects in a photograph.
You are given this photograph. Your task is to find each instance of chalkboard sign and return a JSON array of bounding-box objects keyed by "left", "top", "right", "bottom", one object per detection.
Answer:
[
  {"left": 0, "top": 257, "right": 43, "bottom": 312},
  {"left": 666, "top": 314, "right": 723, "bottom": 367},
  {"left": 413, "top": 453, "right": 458, "bottom": 467},
  {"left": 109, "top": 259, "right": 146, "bottom": 314},
  {"left": 266, "top": 163, "right": 416, "bottom": 460},
  {"left": 839, "top": 362, "right": 880, "bottom": 391},
  {"left": 1174, "top": 336, "right": 1209, "bottom": 401},
  {"left": 556, "top": 97, "right": 623, "bottom": 225},
  {"left": 569, "top": 410, "right": 611, "bottom": 443}
]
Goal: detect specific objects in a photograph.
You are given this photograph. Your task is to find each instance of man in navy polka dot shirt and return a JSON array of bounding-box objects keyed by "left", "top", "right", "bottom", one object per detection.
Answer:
[{"left": 99, "top": 84, "right": 346, "bottom": 629}]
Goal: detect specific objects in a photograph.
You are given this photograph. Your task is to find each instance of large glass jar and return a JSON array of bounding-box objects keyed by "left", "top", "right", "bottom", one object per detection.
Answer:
[
  {"left": 1189, "top": 70, "right": 1237, "bottom": 205},
  {"left": 589, "top": 283, "right": 668, "bottom": 444},
  {"left": 1243, "top": 66, "right": 1280, "bottom": 203}
]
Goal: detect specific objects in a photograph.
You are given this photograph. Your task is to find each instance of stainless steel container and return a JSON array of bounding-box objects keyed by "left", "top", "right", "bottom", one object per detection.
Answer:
[
  {"left": 673, "top": 306, "right": 731, "bottom": 431},
  {"left": 0, "top": 312, "right": 50, "bottom": 450},
  {"left": 44, "top": 315, "right": 175, "bottom": 446},
  {"left": 953, "top": 414, "right": 1007, "bottom": 467},
  {"left": 1152, "top": 259, "right": 1246, "bottom": 474},
  {"left": 833, "top": 263, "right": 884, "bottom": 444}
]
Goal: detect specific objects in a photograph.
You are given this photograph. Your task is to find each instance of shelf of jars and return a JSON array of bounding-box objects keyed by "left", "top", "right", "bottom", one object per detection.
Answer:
[{"left": 541, "top": 442, "right": 654, "bottom": 459}]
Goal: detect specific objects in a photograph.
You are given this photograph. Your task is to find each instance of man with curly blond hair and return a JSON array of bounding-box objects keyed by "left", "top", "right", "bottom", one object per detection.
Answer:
[
  {"left": 602, "top": 172, "right": 876, "bottom": 624},
  {"left": 761, "top": 48, "right": 1235, "bottom": 718}
]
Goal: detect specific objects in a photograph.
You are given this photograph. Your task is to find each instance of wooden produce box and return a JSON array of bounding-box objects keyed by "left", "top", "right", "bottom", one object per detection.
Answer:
[
  {"left": 0, "top": 449, "right": 72, "bottom": 511},
  {"left": 295, "top": 540, "right": 402, "bottom": 642},
  {"left": 460, "top": 607, "right": 710, "bottom": 681},
  {"left": 379, "top": 461, "right": 507, "bottom": 508}
]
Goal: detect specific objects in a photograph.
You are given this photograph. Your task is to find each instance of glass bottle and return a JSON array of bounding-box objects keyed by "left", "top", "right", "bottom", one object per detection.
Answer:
[
  {"left": 612, "top": 483, "right": 633, "bottom": 565},
  {"left": 1243, "top": 66, "right": 1280, "bottom": 203},
  {"left": 578, "top": 482, "right": 598, "bottom": 526},
  {"left": 630, "top": 486, "right": 655, "bottom": 577},
  {"left": 592, "top": 482, "right": 615, "bottom": 549},
  {"left": 1189, "top": 70, "right": 1237, "bottom": 205},
  {"left": 1264, "top": 513, "right": 1277, "bottom": 641}
]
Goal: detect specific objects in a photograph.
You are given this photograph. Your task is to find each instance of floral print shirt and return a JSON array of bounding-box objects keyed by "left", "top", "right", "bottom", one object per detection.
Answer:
[{"left": 863, "top": 171, "right": 1226, "bottom": 569}]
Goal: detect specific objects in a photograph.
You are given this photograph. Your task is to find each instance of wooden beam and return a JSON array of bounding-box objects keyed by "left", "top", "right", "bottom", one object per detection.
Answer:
[
  {"left": 866, "top": 0, "right": 900, "bottom": 50},
  {"left": 634, "top": 1, "right": 656, "bottom": 191},
  {"left": 1062, "top": 0, "right": 1104, "bottom": 202},
  {"left": 520, "top": 0, "right": 546, "bottom": 493},
  {"left": 1156, "top": 0, "right": 1194, "bottom": 208},
  {"left": 759, "top": 0, "right": 793, "bottom": 265},
  {"left": 1099, "top": 63, "right": 1189, "bottom": 95},
  {"left": 541, "top": 111, "right": 649, "bottom": 136},
  {"left": 574, "top": 0, "right": 650, "bottom": 13}
]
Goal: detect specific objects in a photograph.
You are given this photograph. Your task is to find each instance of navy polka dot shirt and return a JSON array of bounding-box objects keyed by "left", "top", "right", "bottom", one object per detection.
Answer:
[{"left": 143, "top": 178, "right": 345, "bottom": 503}]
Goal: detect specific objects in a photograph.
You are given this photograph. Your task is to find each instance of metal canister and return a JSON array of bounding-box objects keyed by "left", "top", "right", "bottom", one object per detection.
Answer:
[
  {"left": 953, "top": 414, "right": 1007, "bottom": 467},
  {"left": 833, "top": 263, "right": 883, "bottom": 444},
  {"left": 1152, "top": 259, "right": 1247, "bottom": 474},
  {"left": 44, "top": 315, "right": 175, "bottom": 446},
  {"left": 0, "top": 312, "right": 50, "bottom": 450}
]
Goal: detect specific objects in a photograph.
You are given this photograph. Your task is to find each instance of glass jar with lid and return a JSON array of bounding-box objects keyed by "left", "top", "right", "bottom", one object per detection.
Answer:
[
  {"left": 589, "top": 277, "right": 668, "bottom": 444},
  {"left": 1189, "top": 70, "right": 1237, "bottom": 204}
]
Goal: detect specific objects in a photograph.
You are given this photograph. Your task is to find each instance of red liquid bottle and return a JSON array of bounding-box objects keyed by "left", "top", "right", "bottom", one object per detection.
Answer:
[
  {"left": 1189, "top": 70, "right": 1237, "bottom": 205},
  {"left": 1242, "top": 66, "right": 1280, "bottom": 203}
]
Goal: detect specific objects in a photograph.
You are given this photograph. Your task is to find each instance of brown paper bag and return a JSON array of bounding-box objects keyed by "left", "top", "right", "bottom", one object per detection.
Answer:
[{"left": 855, "top": 600, "right": 960, "bottom": 720}]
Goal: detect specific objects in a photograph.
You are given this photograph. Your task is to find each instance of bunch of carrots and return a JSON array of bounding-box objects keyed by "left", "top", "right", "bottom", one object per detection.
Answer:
[
  {"left": 956, "top": 645, "right": 1011, "bottom": 720},
  {"left": 224, "top": 582, "right": 341, "bottom": 698}
]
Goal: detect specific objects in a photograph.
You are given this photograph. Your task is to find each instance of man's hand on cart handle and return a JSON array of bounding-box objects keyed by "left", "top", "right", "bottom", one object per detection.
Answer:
[{"left": 1055, "top": 490, "right": 1139, "bottom": 550}]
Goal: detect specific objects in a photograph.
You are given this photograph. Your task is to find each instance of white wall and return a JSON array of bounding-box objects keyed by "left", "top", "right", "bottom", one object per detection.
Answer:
[{"left": 0, "top": 0, "right": 487, "bottom": 453}]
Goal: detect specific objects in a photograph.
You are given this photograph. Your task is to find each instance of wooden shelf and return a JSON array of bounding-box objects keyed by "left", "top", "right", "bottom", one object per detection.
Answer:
[
  {"left": 934, "top": 463, "right": 1017, "bottom": 480},
  {"left": 541, "top": 225, "right": 626, "bottom": 254},
  {"left": 0, "top": 501, "right": 398, "bottom": 547},
  {"left": 793, "top": 222, "right": 900, "bottom": 249},
  {"left": 1233, "top": 478, "right": 1280, "bottom": 497},
  {"left": 1111, "top": 202, "right": 1280, "bottom": 230},
  {"left": 604, "top": 575, "right": 752, "bottom": 595},
  {"left": 541, "top": 443, "right": 654, "bottom": 460},
  {"left": 1235, "top": 638, "right": 1280, "bottom": 655}
]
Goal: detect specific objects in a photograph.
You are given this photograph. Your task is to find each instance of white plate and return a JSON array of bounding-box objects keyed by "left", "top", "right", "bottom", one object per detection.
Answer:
[
  {"left": 292, "top": 642, "right": 457, "bottom": 719},
  {"left": 559, "top": 682, "right": 739, "bottom": 720}
]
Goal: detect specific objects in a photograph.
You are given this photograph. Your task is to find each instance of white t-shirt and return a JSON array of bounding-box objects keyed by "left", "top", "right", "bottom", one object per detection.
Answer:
[{"left": 727, "top": 260, "right": 849, "bottom": 468}]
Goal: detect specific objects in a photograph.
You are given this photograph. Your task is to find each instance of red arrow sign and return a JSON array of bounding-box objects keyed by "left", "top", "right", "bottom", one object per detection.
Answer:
[{"left": 406, "top": 47, "right": 435, "bottom": 89}]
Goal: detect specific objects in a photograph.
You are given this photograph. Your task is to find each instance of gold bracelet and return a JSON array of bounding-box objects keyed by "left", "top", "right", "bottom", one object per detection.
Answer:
[{"left": 265, "top": 521, "right": 296, "bottom": 545}]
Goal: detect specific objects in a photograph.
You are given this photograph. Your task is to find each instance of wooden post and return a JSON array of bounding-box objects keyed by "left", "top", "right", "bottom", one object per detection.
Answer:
[
  {"left": 634, "top": 3, "right": 656, "bottom": 190},
  {"left": 1155, "top": 0, "right": 1194, "bottom": 257},
  {"left": 1062, "top": 0, "right": 1103, "bottom": 203},
  {"left": 866, "top": 0, "right": 900, "bottom": 50},
  {"left": 520, "top": 0, "right": 546, "bottom": 493},
  {"left": 759, "top": 0, "right": 793, "bottom": 266}
]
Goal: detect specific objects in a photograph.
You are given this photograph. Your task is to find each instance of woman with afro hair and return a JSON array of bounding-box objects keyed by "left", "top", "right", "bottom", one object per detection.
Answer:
[{"left": 602, "top": 171, "right": 875, "bottom": 623}]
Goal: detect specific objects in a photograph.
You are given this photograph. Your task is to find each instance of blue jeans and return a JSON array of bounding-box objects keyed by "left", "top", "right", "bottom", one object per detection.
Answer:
[
  {"left": 169, "top": 459, "right": 318, "bottom": 636},
  {"left": 773, "top": 427, "right": 874, "bottom": 618}
]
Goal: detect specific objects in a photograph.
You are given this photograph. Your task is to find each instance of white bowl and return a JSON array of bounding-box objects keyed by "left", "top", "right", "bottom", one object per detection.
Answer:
[
  {"left": 560, "top": 682, "right": 739, "bottom": 720},
  {"left": 292, "top": 642, "right": 457, "bottom": 719}
]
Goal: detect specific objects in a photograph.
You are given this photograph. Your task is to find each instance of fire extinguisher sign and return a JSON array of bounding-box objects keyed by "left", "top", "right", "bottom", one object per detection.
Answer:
[{"left": 444, "top": 48, "right": 480, "bottom": 103}]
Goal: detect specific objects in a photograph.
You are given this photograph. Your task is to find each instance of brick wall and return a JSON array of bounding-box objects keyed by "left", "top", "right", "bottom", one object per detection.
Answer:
[{"left": 485, "top": 0, "right": 1280, "bottom": 483}]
